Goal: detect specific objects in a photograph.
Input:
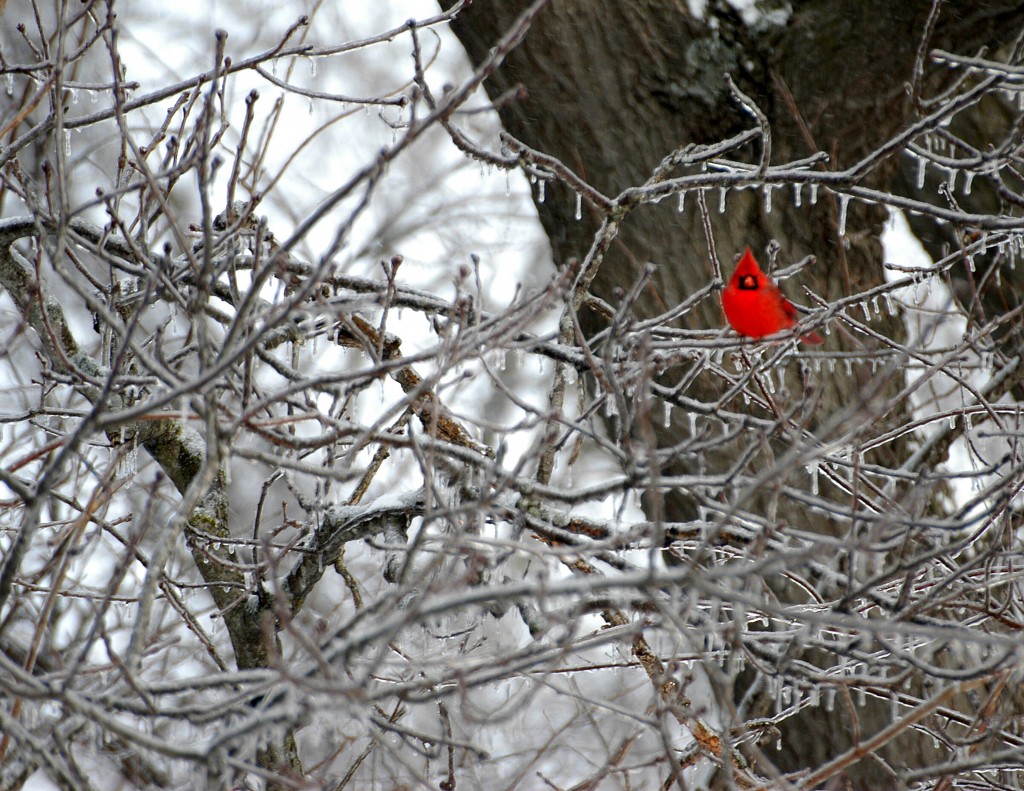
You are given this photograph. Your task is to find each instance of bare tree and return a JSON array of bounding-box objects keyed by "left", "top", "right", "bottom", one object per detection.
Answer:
[
  {"left": 444, "top": 1, "right": 1024, "bottom": 788},
  {"left": 2, "top": 2, "right": 1024, "bottom": 790}
]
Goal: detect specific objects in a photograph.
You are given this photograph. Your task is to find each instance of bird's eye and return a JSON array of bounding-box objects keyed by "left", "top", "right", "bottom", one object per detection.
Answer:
[{"left": 739, "top": 275, "right": 758, "bottom": 290}]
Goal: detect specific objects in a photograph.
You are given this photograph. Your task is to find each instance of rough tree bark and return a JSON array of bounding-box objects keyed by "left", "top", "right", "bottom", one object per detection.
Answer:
[{"left": 443, "top": 1, "right": 1024, "bottom": 787}]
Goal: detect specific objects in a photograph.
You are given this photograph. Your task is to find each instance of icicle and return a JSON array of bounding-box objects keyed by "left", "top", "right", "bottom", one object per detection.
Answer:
[
  {"left": 64, "top": 129, "right": 71, "bottom": 156},
  {"left": 965, "top": 410, "right": 973, "bottom": 431},
  {"left": 844, "top": 358, "right": 853, "bottom": 376},
  {"left": 949, "top": 414, "right": 956, "bottom": 429},
  {"left": 677, "top": 190, "right": 686, "bottom": 212},
  {"left": 946, "top": 168, "right": 956, "bottom": 193},
  {"left": 916, "top": 156, "right": 927, "bottom": 190},
  {"left": 719, "top": 186, "right": 728, "bottom": 214},
  {"left": 963, "top": 170, "right": 975, "bottom": 195},
  {"left": 809, "top": 183, "right": 819, "bottom": 205},
  {"left": 309, "top": 57, "right": 317, "bottom": 78},
  {"left": 117, "top": 436, "right": 139, "bottom": 479},
  {"left": 574, "top": 192, "right": 582, "bottom": 221},
  {"left": 793, "top": 183, "right": 803, "bottom": 207},
  {"left": 688, "top": 411, "right": 697, "bottom": 435},
  {"left": 5, "top": 73, "right": 13, "bottom": 96},
  {"left": 871, "top": 296, "right": 880, "bottom": 316},
  {"left": 837, "top": 195, "right": 850, "bottom": 236},
  {"left": 663, "top": 400, "right": 673, "bottom": 429},
  {"left": 861, "top": 301, "right": 872, "bottom": 321},
  {"left": 537, "top": 179, "right": 546, "bottom": 204},
  {"left": 806, "top": 459, "right": 819, "bottom": 495},
  {"left": 884, "top": 292, "right": 896, "bottom": 316},
  {"left": 763, "top": 184, "right": 774, "bottom": 214}
]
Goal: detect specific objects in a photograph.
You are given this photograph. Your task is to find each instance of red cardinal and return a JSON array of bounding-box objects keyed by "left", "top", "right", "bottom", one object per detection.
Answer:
[{"left": 722, "top": 247, "right": 823, "bottom": 344}]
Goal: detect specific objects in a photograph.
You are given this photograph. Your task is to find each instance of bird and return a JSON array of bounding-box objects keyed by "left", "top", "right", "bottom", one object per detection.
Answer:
[{"left": 722, "top": 247, "right": 823, "bottom": 344}]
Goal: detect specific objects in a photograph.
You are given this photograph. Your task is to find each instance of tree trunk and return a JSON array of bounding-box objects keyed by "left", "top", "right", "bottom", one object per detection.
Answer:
[{"left": 444, "top": 1, "right": 1024, "bottom": 786}]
